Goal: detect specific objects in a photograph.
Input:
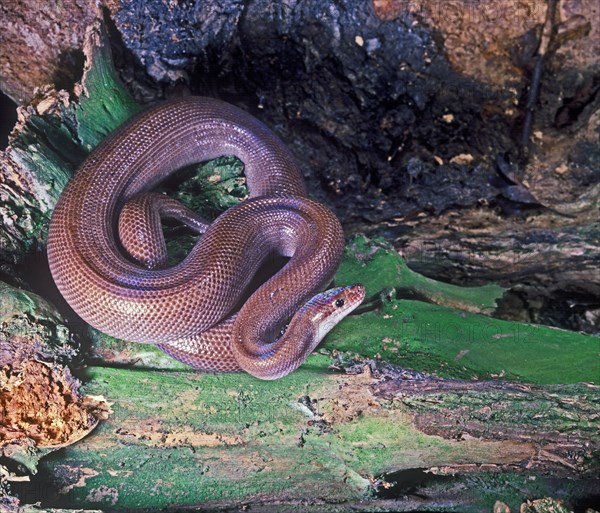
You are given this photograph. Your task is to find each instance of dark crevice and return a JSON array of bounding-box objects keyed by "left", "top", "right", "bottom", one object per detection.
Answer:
[
  {"left": 102, "top": 6, "right": 163, "bottom": 104},
  {"left": 374, "top": 468, "right": 454, "bottom": 500},
  {"left": 0, "top": 90, "right": 17, "bottom": 150},
  {"left": 554, "top": 73, "right": 600, "bottom": 128},
  {"left": 50, "top": 49, "right": 85, "bottom": 95}
]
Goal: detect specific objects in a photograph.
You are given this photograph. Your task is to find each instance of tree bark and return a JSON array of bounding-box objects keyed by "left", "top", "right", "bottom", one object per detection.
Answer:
[{"left": 0, "top": 0, "right": 98, "bottom": 103}]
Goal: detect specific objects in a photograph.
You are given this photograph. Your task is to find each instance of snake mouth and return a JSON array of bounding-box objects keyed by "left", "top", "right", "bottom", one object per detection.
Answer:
[{"left": 304, "top": 283, "right": 366, "bottom": 345}]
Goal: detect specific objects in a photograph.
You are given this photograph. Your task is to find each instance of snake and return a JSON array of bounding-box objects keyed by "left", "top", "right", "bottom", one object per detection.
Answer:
[{"left": 47, "top": 96, "right": 365, "bottom": 380}]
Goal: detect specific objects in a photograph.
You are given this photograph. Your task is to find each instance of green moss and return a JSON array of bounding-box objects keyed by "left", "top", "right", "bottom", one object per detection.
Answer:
[
  {"left": 32, "top": 368, "right": 476, "bottom": 508},
  {"left": 0, "top": 282, "right": 76, "bottom": 360},
  {"left": 172, "top": 155, "right": 247, "bottom": 218},
  {"left": 8, "top": 106, "right": 77, "bottom": 214},
  {"left": 336, "top": 235, "right": 505, "bottom": 314},
  {"left": 327, "top": 236, "right": 599, "bottom": 385},
  {"left": 319, "top": 414, "right": 517, "bottom": 477},
  {"left": 42, "top": 364, "right": 597, "bottom": 510},
  {"left": 40, "top": 365, "right": 365, "bottom": 508},
  {"left": 324, "top": 298, "right": 599, "bottom": 384},
  {"left": 75, "top": 25, "right": 141, "bottom": 150}
]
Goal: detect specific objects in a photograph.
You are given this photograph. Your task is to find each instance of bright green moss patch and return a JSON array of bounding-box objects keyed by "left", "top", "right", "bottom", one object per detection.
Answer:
[
  {"left": 37, "top": 365, "right": 545, "bottom": 510},
  {"left": 324, "top": 298, "right": 599, "bottom": 384},
  {"left": 39, "top": 366, "right": 366, "bottom": 508},
  {"left": 328, "top": 235, "right": 599, "bottom": 385},
  {"left": 326, "top": 414, "right": 530, "bottom": 475}
]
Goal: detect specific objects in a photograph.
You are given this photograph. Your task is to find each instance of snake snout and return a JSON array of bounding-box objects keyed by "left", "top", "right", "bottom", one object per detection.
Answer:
[
  {"left": 345, "top": 283, "right": 366, "bottom": 307},
  {"left": 329, "top": 283, "right": 366, "bottom": 313}
]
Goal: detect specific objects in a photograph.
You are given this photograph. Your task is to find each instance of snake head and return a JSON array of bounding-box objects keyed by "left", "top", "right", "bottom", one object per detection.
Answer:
[
  {"left": 306, "top": 284, "right": 366, "bottom": 342},
  {"left": 233, "top": 283, "right": 366, "bottom": 380}
]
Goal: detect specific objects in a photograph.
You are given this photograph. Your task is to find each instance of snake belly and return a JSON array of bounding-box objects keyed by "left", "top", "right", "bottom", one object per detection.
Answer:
[{"left": 47, "top": 96, "right": 347, "bottom": 379}]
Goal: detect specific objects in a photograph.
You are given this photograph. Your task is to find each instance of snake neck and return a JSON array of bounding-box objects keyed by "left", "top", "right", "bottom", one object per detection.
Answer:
[{"left": 229, "top": 198, "right": 345, "bottom": 380}]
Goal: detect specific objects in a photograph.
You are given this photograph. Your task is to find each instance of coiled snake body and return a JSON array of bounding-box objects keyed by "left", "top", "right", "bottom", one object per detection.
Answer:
[{"left": 47, "top": 97, "right": 364, "bottom": 379}]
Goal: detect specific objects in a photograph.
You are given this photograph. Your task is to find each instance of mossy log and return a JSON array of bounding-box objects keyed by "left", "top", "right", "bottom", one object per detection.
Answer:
[
  {"left": 1, "top": 16, "right": 599, "bottom": 513},
  {"left": 397, "top": 222, "right": 600, "bottom": 331},
  {"left": 2, "top": 260, "right": 598, "bottom": 511}
]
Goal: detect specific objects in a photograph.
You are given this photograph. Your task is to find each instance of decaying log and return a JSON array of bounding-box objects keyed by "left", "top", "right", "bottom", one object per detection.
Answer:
[
  {"left": 1, "top": 1, "right": 599, "bottom": 511},
  {"left": 394, "top": 214, "right": 600, "bottom": 330}
]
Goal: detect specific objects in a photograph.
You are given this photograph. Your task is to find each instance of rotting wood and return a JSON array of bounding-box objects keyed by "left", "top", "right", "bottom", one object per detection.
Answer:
[{"left": 0, "top": 7, "right": 599, "bottom": 511}]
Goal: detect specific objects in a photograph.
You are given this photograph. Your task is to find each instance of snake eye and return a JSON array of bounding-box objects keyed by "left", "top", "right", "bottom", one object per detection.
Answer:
[{"left": 335, "top": 298, "right": 345, "bottom": 308}]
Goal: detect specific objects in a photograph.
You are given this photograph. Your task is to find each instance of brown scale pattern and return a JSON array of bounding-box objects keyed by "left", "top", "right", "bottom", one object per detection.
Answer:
[
  {"left": 118, "top": 192, "right": 210, "bottom": 269},
  {"left": 47, "top": 97, "right": 354, "bottom": 379}
]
